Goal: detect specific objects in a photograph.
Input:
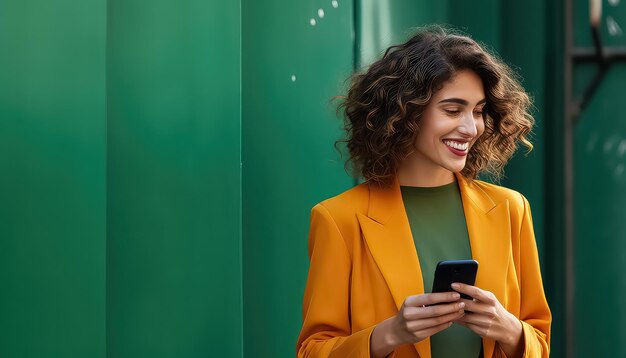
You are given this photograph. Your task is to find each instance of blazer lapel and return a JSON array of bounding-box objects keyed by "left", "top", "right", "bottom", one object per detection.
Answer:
[
  {"left": 356, "top": 179, "right": 423, "bottom": 309},
  {"left": 356, "top": 179, "right": 431, "bottom": 358},
  {"left": 457, "top": 173, "right": 511, "bottom": 358}
]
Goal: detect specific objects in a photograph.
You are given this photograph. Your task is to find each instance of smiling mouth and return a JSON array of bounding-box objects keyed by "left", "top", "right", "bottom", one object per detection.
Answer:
[{"left": 443, "top": 139, "right": 469, "bottom": 152}]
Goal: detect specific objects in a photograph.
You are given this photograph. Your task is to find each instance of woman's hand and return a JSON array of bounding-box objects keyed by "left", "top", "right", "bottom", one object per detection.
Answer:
[
  {"left": 451, "top": 283, "right": 524, "bottom": 358},
  {"left": 370, "top": 292, "right": 465, "bottom": 358}
]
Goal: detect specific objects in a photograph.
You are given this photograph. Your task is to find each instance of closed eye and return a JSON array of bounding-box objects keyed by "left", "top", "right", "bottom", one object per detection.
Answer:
[
  {"left": 444, "top": 109, "right": 461, "bottom": 115},
  {"left": 474, "top": 108, "right": 486, "bottom": 118}
]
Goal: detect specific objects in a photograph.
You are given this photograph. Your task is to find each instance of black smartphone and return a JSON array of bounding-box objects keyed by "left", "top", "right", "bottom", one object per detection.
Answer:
[{"left": 431, "top": 259, "right": 478, "bottom": 299}]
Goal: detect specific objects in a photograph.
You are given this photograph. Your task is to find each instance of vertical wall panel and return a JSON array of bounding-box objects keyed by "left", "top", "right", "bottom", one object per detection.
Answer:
[
  {"left": 574, "top": 66, "right": 626, "bottom": 357},
  {"left": 242, "top": 1, "right": 354, "bottom": 356},
  {"left": 573, "top": 0, "right": 626, "bottom": 356},
  {"left": 498, "top": 0, "right": 546, "bottom": 255},
  {"left": 544, "top": 0, "right": 566, "bottom": 356},
  {"left": 106, "top": 1, "right": 241, "bottom": 357},
  {"left": 0, "top": 1, "right": 106, "bottom": 357}
]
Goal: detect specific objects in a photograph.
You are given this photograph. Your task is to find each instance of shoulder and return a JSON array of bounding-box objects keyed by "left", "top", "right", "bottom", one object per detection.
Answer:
[
  {"left": 308, "top": 183, "right": 370, "bottom": 252},
  {"left": 470, "top": 179, "right": 529, "bottom": 213},
  {"left": 314, "top": 182, "right": 370, "bottom": 218}
]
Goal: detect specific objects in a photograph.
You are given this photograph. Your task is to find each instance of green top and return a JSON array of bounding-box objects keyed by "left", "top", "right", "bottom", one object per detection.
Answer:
[{"left": 400, "top": 181, "right": 482, "bottom": 358}]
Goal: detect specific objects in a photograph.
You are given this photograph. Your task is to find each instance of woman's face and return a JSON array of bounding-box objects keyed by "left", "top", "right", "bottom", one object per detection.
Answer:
[{"left": 412, "top": 69, "right": 486, "bottom": 175}]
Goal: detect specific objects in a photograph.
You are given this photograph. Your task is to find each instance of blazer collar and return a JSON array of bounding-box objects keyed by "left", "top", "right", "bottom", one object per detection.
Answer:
[
  {"left": 366, "top": 173, "right": 498, "bottom": 224},
  {"left": 357, "top": 173, "right": 510, "bottom": 358}
]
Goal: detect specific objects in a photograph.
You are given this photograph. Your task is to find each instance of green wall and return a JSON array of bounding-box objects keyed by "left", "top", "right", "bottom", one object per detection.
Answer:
[
  {"left": 0, "top": 1, "right": 106, "bottom": 356},
  {"left": 1, "top": 0, "right": 241, "bottom": 357},
  {"left": 242, "top": 1, "right": 354, "bottom": 356},
  {"left": 356, "top": 0, "right": 448, "bottom": 68},
  {"left": 573, "top": 67, "right": 626, "bottom": 357},
  {"left": 106, "top": 0, "right": 241, "bottom": 357},
  {"left": 572, "top": 0, "right": 626, "bottom": 356}
]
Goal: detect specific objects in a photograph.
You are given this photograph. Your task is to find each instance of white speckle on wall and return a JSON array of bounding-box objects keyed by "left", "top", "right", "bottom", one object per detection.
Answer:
[
  {"left": 607, "top": 16, "right": 623, "bottom": 36},
  {"left": 604, "top": 137, "right": 617, "bottom": 153},
  {"left": 618, "top": 140, "right": 626, "bottom": 156}
]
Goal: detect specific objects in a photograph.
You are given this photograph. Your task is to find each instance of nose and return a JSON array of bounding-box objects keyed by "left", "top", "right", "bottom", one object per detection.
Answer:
[{"left": 458, "top": 111, "right": 478, "bottom": 138}]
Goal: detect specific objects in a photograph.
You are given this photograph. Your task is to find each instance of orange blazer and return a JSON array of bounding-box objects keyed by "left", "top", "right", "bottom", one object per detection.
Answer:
[{"left": 297, "top": 174, "right": 551, "bottom": 358}]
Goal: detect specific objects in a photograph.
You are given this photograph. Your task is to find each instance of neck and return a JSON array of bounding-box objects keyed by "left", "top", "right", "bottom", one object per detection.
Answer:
[{"left": 397, "top": 161, "right": 455, "bottom": 187}]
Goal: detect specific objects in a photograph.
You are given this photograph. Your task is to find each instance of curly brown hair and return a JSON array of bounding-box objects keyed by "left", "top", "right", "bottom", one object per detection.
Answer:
[{"left": 336, "top": 25, "right": 534, "bottom": 186}]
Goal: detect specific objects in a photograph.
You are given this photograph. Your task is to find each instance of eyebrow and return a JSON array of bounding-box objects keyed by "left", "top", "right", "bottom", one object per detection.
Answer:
[{"left": 438, "top": 98, "right": 487, "bottom": 106}]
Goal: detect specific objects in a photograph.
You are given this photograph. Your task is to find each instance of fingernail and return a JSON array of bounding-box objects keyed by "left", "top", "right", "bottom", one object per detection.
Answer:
[
  {"left": 452, "top": 293, "right": 460, "bottom": 299},
  {"left": 458, "top": 302, "right": 465, "bottom": 309},
  {"left": 451, "top": 283, "right": 460, "bottom": 289}
]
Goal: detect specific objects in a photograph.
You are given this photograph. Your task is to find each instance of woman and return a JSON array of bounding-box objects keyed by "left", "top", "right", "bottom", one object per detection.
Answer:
[{"left": 296, "top": 26, "right": 551, "bottom": 358}]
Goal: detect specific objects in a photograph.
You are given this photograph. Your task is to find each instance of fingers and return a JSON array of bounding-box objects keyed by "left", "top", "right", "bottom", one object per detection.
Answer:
[
  {"left": 402, "top": 302, "right": 465, "bottom": 321},
  {"left": 456, "top": 310, "right": 494, "bottom": 326},
  {"left": 451, "top": 283, "right": 497, "bottom": 304},
  {"left": 404, "top": 292, "right": 460, "bottom": 307},
  {"left": 458, "top": 298, "right": 493, "bottom": 315},
  {"left": 405, "top": 309, "right": 465, "bottom": 333},
  {"left": 403, "top": 301, "right": 466, "bottom": 320}
]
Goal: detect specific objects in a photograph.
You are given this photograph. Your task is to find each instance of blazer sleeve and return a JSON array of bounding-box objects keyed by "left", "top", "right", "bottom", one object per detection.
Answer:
[
  {"left": 296, "top": 203, "right": 379, "bottom": 358},
  {"left": 515, "top": 194, "right": 552, "bottom": 358}
]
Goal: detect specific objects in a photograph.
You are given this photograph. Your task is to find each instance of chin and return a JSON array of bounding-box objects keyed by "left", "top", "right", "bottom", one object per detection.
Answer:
[{"left": 443, "top": 161, "right": 467, "bottom": 173}]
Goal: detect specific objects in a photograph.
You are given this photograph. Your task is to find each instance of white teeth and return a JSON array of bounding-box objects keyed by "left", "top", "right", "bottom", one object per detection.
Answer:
[{"left": 444, "top": 140, "right": 469, "bottom": 151}]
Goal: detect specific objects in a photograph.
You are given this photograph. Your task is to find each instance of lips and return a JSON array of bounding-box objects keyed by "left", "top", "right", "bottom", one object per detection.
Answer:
[{"left": 443, "top": 139, "right": 470, "bottom": 157}]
